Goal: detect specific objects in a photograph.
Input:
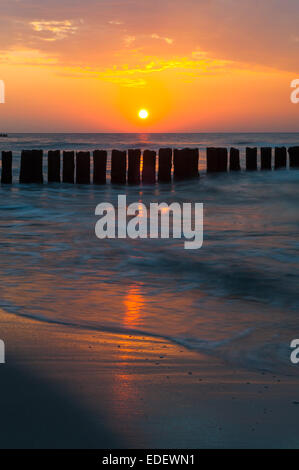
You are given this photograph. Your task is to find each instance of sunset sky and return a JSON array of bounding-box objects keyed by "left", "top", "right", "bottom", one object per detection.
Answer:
[{"left": 0, "top": 0, "right": 298, "bottom": 132}]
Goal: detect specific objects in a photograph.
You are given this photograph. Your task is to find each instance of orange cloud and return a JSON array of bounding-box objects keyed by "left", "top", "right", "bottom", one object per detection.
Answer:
[
  {"left": 151, "top": 34, "right": 174, "bottom": 45},
  {"left": 30, "top": 20, "right": 79, "bottom": 41}
]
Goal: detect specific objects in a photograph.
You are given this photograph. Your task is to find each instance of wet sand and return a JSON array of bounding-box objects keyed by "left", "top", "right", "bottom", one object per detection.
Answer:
[{"left": 0, "top": 308, "right": 299, "bottom": 449}]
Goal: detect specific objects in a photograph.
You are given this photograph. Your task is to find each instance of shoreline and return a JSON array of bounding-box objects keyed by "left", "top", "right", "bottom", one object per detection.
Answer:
[{"left": 1, "top": 308, "right": 299, "bottom": 449}]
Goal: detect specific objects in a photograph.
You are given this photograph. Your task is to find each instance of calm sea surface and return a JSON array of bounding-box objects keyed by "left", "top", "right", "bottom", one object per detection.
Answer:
[{"left": 0, "top": 133, "right": 298, "bottom": 374}]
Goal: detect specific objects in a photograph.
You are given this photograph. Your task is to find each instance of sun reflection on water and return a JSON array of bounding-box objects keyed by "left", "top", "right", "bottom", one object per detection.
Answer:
[{"left": 123, "top": 285, "right": 144, "bottom": 327}]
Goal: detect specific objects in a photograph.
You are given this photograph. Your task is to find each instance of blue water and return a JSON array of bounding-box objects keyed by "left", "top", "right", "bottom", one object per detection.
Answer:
[{"left": 0, "top": 133, "right": 298, "bottom": 374}]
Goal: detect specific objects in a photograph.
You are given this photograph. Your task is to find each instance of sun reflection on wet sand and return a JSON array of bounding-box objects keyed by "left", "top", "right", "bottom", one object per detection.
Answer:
[
  {"left": 123, "top": 285, "right": 144, "bottom": 328},
  {"left": 106, "top": 284, "right": 147, "bottom": 437}
]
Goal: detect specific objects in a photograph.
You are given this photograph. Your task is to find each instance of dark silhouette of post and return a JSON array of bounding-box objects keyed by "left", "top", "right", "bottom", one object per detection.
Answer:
[
  {"left": 48, "top": 150, "right": 60, "bottom": 183},
  {"left": 229, "top": 148, "right": 241, "bottom": 171},
  {"left": 20, "top": 150, "right": 31, "bottom": 183},
  {"left": 158, "top": 148, "right": 172, "bottom": 182},
  {"left": 173, "top": 149, "right": 185, "bottom": 180},
  {"left": 207, "top": 148, "right": 217, "bottom": 172},
  {"left": 93, "top": 150, "right": 107, "bottom": 184},
  {"left": 274, "top": 147, "right": 287, "bottom": 169},
  {"left": 142, "top": 150, "right": 156, "bottom": 184},
  {"left": 261, "top": 147, "right": 272, "bottom": 170},
  {"left": 189, "top": 148, "right": 199, "bottom": 178},
  {"left": 1, "top": 151, "right": 12, "bottom": 184},
  {"left": 20, "top": 150, "right": 43, "bottom": 183},
  {"left": 174, "top": 148, "right": 199, "bottom": 179},
  {"left": 246, "top": 148, "right": 257, "bottom": 170},
  {"left": 33, "top": 150, "right": 43, "bottom": 183},
  {"left": 76, "top": 151, "right": 90, "bottom": 184},
  {"left": 207, "top": 148, "right": 227, "bottom": 172},
  {"left": 111, "top": 150, "right": 126, "bottom": 184},
  {"left": 218, "top": 148, "right": 228, "bottom": 172},
  {"left": 288, "top": 147, "right": 299, "bottom": 168},
  {"left": 128, "top": 149, "right": 141, "bottom": 185},
  {"left": 63, "top": 151, "right": 75, "bottom": 183}
]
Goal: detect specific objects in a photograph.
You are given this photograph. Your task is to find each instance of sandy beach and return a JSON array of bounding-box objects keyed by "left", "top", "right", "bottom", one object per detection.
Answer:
[{"left": 1, "top": 307, "right": 298, "bottom": 449}]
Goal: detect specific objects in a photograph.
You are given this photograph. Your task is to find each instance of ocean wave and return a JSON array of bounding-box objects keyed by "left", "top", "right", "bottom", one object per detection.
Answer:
[{"left": 1, "top": 301, "right": 295, "bottom": 375}]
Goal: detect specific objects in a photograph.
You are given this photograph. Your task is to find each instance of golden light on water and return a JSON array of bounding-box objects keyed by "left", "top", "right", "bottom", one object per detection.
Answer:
[
  {"left": 123, "top": 286, "right": 144, "bottom": 327},
  {"left": 138, "top": 109, "right": 149, "bottom": 119}
]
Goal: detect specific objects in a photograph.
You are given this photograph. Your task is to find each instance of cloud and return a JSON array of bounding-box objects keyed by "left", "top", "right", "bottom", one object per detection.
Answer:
[
  {"left": 0, "top": 48, "right": 58, "bottom": 65},
  {"left": 0, "top": 0, "right": 298, "bottom": 74},
  {"left": 123, "top": 35, "right": 136, "bottom": 46},
  {"left": 108, "top": 20, "right": 124, "bottom": 25},
  {"left": 151, "top": 33, "right": 173, "bottom": 45},
  {"left": 30, "top": 20, "right": 79, "bottom": 41},
  {"left": 56, "top": 52, "right": 237, "bottom": 88}
]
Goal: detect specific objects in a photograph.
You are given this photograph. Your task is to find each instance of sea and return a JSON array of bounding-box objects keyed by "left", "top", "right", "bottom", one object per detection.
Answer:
[{"left": 0, "top": 133, "right": 298, "bottom": 375}]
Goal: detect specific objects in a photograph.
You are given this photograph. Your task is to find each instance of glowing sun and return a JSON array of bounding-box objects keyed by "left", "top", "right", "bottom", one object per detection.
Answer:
[{"left": 138, "top": 109, "right": 149, "bottom": 119}]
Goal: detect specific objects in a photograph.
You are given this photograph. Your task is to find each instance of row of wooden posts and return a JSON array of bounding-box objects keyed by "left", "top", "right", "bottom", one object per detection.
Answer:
[{"left": 1, "top": 146, "right": 299, "bottom": 184}]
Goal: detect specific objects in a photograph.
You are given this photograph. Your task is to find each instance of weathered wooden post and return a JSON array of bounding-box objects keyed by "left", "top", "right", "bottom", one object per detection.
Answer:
[
  {"left": 261, "top": 147, "right": 272, "bottom": 170},
  {"left": 20, "top": 150, "right": 31, "bottom": 183},
  {"left": 20, "top": 150, "right": 43, "bottom": 183},
  {"left": 48, "top": 150, "right": 60, "bottom": 183},
  {"left": 128, "top": 149, "right": 141, "bottom": 185},
  {"left": 218, "top": 148, "right": 228, "bottom": 172},
  {"left": 158, "top": 148, "right": 172, "bottom": 183},
  {"left": 33, "top": 150, "right": 43, "bottom": 183},
  {"left": 174, "top": 148, "right": 198, "bottom": 179},
  {"left": 1, "top": 151, "right": 12, "bottom": 184},
  {"left": 274, "top": 147, "right": 287, "bottom": 169},
  {"left": 173, "top": 149, "right": 184, "bottom": 180},
  {"left": 190, "top": 148, "right": 199, "bottom": 178},
  {"left": 229, "top": 148, "right": 241, "bottom": 171},
  {"left": 207, "top": 148, "right": 227, "bottom": 172},
  {"left": 63, "top": 151, "right": 75, "bottom": 183},
  {"left": 93, "top": 150, "right": 107, "bottom": 184},
  {"left": 288, "top": 147, "right": 299, "bottom": 168},
  {"left": 111, "top": 150, "right": 127, "bottom": 184},
  {"left": 207, "top": 148, "right": 218, "bottom": 172},
  {"left": 76, "top": 151, "right": 90, "bottom": 184},
  {"left": 142, "top": 150, "right": 156, "bottom": 184},
  {"left": 246, "top": 147, "right": 257, "bottom": 170}
]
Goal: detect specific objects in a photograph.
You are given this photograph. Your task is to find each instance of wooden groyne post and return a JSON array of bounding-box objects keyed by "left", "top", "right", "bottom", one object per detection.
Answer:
[
  {"left": 48, "top": 150, "right": 60, "bottom": 183},
  {"left": 76, "top": 151, "right": 90, "bottom": 184},
  {"left": 274, "top": 147, "right": 287, "bottom": 169},
  {"left": 158, "top": 148, "right": 172, "bottom": 182},
  {"left": 128, "top": 149, "right": 141, "bottom": 185},
  {"left": 20, "top": 150, "right": 43, "bottom": 183},
  {"left": 207, "top": 148, "right": 227, "bottom": 172},
  {"left": 63, "top": 151, "right": 75, "bottom": 183},
  {"left": 246, "top": 147, "right": 257, "bottom": 170},
  {"left": 173, "top": 148, "right": 184, "bottom": 180},
  {"left": 93, "top": 150, "right": 107, "bottom": 184},
  {"left": 142, "top": 150, "right": 156, "bottom": 184},
  {"left": 189, "top": 148, "right": 199, "bottom": 178},
  {"left": 1, "top": 151, "right": 12, "bottom": 184},
  {"left": 111, "top": 150, "right": 126, "bottom": 184},
  {"left": 207, "top": 148, "right": 217, "bottom": 172},
  {"left": 261, "top": 147, "right": 272, "bottom": 170},
  {"left": 174, "top": 148, "right": 199, "bottom": 179},
  {"left": 229, "top": 148, "right": 241, "bottom": 171},
  {"left": 288, "top": 147, "right": 299, "bottom": 168}
]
